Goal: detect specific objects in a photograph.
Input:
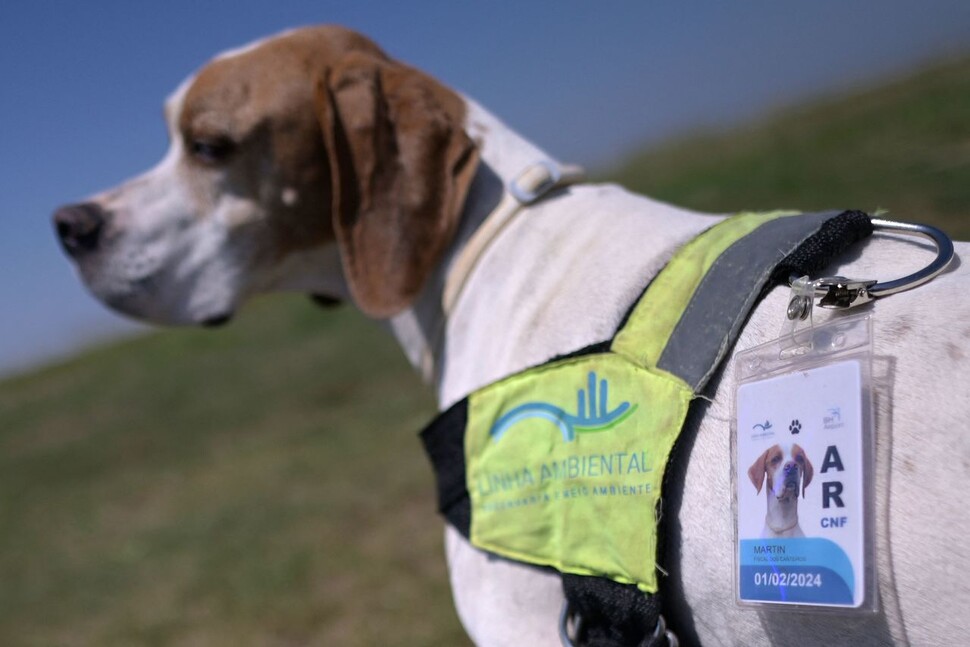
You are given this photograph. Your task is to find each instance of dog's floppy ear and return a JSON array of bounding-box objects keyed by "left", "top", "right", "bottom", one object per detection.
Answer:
[
  {"left": 793, "top": 443, "right": 814, "bottom": 498},
  {"left": 316, "top": 50, "right": 480, "bottom": 317},
  {"left": 748, "top": 450, "right": 768, "bottom": 495}
]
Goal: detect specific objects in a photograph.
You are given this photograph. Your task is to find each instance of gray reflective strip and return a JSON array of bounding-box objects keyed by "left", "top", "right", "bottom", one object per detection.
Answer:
[{"left": 656, "top": 211, "right": 840, "bottom": 391}]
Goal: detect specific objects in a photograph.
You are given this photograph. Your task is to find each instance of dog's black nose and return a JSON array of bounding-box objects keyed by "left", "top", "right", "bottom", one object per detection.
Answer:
[{"left": 53, "top": 202, "right": 105, "bottom": 257}]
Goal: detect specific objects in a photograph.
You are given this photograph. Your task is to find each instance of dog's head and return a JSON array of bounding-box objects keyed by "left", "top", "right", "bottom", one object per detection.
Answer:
[
  {"left": 748, "top": 443, "right": 813, "bottom": 500},
  {"left": 53, "top": 26, "right": 479, "bottom": 325}
]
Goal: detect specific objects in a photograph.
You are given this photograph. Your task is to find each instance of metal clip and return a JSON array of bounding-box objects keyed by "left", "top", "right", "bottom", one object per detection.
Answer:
[{"left": 813, "top": 276, "right": 877, "bottom": 309}]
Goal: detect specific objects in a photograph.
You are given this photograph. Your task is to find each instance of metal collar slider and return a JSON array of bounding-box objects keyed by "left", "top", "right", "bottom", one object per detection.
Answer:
[{"left": 788, "top": 218, "right": 954, "bottom": 320}]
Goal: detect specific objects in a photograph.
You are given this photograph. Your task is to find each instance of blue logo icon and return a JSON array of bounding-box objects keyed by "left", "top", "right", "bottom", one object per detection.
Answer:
[
  {"left": 824, "top": 407, "right": 843, "bottom": 429},
  {"left": 490, "top": 371, "right": 637, "bottom": 442}
]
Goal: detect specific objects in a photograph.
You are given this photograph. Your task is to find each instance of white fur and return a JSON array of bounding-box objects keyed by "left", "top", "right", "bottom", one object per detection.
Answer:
[
  {"left": 281, "top": 187, "right": 300, "bottom": 207},
  {"left": 212, "top": 28, "right": 297, "bottom": 63},
  {"left": 77, "top": 74, "right": 246, "bottom": 323}
]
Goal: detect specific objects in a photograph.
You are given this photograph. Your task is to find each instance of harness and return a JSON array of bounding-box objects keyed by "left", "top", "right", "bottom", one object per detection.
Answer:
[{"left": 421, "top": 208, "right": 876, "bottom": 645}]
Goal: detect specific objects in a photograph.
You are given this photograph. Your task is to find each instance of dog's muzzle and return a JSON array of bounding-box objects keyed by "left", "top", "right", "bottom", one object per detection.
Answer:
[{"left": 781, "top": 463, "right": 801, "bottom": 495}]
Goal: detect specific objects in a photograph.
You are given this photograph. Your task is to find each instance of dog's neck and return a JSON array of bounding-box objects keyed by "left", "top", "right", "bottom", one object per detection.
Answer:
[
  {"left": 765, "top": 491, "right": 801, "bottom": 534},
  {"left": 387, "top": 97, "right": 723, "bottom": 409},
  {"left": 384, "top": 96, "right": 547, "bottom": 382}
]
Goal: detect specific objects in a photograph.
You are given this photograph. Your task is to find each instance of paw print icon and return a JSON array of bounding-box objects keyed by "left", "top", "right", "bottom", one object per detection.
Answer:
[{"left": 789, "top": 419, "right": 802, "bottom": 434}]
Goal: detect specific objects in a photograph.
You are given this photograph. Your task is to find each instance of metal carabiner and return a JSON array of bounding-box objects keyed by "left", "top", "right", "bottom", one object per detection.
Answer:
[{"left": 793, "top": 218, "right": 954, "bottom": 315}]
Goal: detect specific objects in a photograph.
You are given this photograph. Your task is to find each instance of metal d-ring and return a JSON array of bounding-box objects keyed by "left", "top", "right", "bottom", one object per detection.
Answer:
[
  {"left": 796, "top": 218, "right": 955, "bottom": 313},
  {"left": 865, "top": 218, "right": 955, "bottom": 297}
]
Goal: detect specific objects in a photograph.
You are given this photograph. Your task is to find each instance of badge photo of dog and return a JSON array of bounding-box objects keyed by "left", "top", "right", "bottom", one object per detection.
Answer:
[
  {"left": 747, "top": 443, "right": 814, "bottom": 539},
  {"left": 52, "top": 25, "right": 970, "bottom": 647}
]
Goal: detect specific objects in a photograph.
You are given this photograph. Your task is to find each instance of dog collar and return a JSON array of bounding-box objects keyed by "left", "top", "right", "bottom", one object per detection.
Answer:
[
  {"left": 442, "top": 160, "right": 585, "bottom": 314},
  {"left": 766, "top": 517, "right": 800, "bottom": 534},
  {"left": 423, "top": 209, "right": 874, "bottom": 645}
]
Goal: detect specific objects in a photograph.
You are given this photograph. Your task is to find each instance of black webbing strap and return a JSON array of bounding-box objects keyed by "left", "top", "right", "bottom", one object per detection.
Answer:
[
  {"left": 422, "top": 398, "right": 471, "bottom": 535},
  {"left": 771, "top": 210, "right": 873, "bottom": 284},
  {"left": 563, "top": 574, "right": 667, "bottom": 647},
  {"left": 420, "top": 210, "right": 873, "bottom": 646}
]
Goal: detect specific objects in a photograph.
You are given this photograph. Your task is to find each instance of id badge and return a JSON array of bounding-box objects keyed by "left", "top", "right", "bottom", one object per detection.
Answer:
[{"left": 733, "top": 315, "right": 875, "bottom": 611}]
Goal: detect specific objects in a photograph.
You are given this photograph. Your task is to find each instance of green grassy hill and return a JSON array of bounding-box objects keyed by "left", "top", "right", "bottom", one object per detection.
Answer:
[
  {"left": 608, "top": 55, "right": 970, "bottom": 238},
  {"left": 2, "top": 56, "right": 968, "bottom": 645},
  {"left": 0, "top": 302, "right": 461, "bottom": 646}
]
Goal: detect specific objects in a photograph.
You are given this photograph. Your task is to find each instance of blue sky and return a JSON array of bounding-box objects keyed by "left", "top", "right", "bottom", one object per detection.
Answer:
[{"left": 1, "top": 1, "right": 968, "bottom": 376}]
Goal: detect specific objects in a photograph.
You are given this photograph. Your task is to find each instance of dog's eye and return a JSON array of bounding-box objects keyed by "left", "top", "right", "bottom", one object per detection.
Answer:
[{"left": 189, "top": 136, "right": 236, "bottom": 165}]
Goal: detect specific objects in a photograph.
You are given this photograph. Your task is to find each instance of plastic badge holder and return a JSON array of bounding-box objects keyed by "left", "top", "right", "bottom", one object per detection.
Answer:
[{"left": 732, "top": 313, "right": 877, "bottom": 613}]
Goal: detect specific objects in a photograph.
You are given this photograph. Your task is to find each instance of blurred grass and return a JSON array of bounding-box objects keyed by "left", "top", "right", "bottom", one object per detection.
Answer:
[
  {"left": 2, "top": 55, "right": 969, "bottom": 645},
  {"left": 607, "top": 55, "right": 970, "bottom": 238},
  {"left": 0, "top": 300, "right": 467, "bottom": 646}
]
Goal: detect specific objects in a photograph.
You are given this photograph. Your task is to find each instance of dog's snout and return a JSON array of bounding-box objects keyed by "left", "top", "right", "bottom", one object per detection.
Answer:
[{"left": 53, "top": 202, "right": 105, "bottom": 257}]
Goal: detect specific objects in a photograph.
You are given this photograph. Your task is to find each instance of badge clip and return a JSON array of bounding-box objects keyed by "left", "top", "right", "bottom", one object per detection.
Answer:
[{"left": 813, "top": 276, "right": 877, "bottom": 310}]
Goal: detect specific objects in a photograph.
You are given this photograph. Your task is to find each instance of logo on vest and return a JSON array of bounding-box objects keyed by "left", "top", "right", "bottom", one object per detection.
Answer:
[{"left": 490, "top": 371, "right": 637, "bottom": 442}]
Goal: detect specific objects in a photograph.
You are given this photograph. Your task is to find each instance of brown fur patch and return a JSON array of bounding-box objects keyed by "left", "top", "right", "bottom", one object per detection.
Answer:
[
  {"left": 174, "top": 26, "right": 477, "bottom": 313},
  {"left": 316, "top": 44, "right": 478, "bottom": 316},
  {"left": 176, "top": 28, "right": 382, "bottom": 261}
]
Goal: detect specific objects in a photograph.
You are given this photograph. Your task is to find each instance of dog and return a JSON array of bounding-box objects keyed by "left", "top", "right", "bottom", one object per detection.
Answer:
[
  {"left": 53, "top": 25, "right": 970, "bottom": 646},
  {"left": 748, "top": 443, "right": 813, "bottom": 539}
]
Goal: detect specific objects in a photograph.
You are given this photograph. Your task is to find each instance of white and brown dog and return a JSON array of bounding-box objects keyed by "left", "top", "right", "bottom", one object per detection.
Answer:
[
  {"left": 54, "top": 25, "right": 970, "bottom": 646},
  {"left": 748, "top": 443, "right": 814, "bottom": 539}
]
